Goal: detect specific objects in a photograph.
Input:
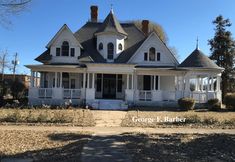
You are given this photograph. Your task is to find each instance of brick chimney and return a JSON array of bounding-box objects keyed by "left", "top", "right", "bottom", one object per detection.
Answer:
[
  {"left": 90, "top": 5, "right": 98, "bottom": 22},
  {"left": 142, "top": 20, "right": 149, "bottom": 36}
]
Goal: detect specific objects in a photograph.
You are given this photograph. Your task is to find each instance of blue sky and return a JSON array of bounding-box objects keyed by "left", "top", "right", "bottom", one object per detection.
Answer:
[{"left": 0, "top": 0, "right": 235, "bottom": 74}]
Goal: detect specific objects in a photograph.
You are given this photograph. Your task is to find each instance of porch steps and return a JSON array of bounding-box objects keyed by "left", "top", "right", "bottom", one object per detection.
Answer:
[{"left": 91, "top": 99, "right": 128, "bottom": 110}]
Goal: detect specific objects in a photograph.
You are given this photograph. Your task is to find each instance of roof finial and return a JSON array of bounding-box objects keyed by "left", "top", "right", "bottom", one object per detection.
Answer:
[
  {"left": 110, "top": 4, "right": 114, "bottom": 13},
  {"left": 196, "top": 36, "right": 199, "bottom": 50}
]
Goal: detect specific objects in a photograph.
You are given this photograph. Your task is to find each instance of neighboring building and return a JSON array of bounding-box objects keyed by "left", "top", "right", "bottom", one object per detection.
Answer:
[
  {"left": 0, "top": 74, "right": 31, "bottom": 88},
  {"left": 26, "top": 6, "right": 223, "bottom": 109}
]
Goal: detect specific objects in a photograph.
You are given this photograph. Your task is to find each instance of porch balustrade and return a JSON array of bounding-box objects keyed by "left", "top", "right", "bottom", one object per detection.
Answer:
[
  {"left": 139, "top": 90, "right": 152, "bottom": 101},
  {"left": 38, "top": 88, "right": 53, "bottom": 98},
  {"left": 63, "top": 89, "right": 81, "bottom": 99}
]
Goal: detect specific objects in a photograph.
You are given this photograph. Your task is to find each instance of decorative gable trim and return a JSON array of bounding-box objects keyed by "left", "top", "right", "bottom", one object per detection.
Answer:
[
  {"left": 46, "top": 24, "right": 83, "bottom": 49},
  {"left": 127, "top": 32, "right": 179, "bottom": 65}
]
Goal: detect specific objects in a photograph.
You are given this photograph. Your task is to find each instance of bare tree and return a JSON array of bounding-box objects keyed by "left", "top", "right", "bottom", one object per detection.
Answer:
[
  {"left": 0, "top": 0, "right": 31, "bottom": 28},
  {"left": 0, "top": 50, "right": 11, "bottom": 81}
]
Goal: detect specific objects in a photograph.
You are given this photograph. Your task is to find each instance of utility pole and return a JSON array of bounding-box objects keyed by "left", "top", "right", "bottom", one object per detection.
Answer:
[{"left": 12, "top": 52, "right": 19, "bottom": 81}]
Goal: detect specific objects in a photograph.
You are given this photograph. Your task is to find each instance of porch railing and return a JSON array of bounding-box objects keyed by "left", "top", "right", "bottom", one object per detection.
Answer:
[
  {"left": 38, "top": 88, "right": 53, "bottom": 98},
  {"left": 139, "top": 90, "right": 152, "bottom": 101},
  {"left": 190, "top": 91, "right": 207, "bottom": 103},
  {"left": 63, "top": 89, "right": 81, "bottom": 99}
]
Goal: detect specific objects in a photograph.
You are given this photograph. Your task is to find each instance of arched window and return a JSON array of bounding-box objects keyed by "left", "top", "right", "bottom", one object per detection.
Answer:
[
  {"left": 149, "top": 47, "right": 156, "bottom": 61},
  {"left": 98, "top": 43, "right": 103, "bottom": 50},
  {"left": 62, "top": 41, "right": 69, "bottom": 56},
  {"left": 107, "top": 43, "right": 114, "bottom": 59},
  {"left": 118, "top": 43, "right": 123, "bottom": 50}
]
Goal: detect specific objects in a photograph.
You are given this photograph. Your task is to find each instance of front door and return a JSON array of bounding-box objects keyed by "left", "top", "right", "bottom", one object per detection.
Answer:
[{"left": 103, "top": 74, "right": 116, "bottom": 99}]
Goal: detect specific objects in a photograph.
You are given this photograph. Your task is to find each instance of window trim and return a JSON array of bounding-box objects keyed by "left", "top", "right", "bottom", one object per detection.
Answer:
[
  {"left": 107, "top": 42, "right": 114, "bottom": 60},
  {"left": 61, "top": 41, "right": 69, "bottom": 56},
  {"left": 70, "top": 48, "right": 75, "bottom": 57},
  {"left": 98, "top": 43, "right": 103, "bottom": 50},
  {"left": 149, "top": 47, "right": 156, "bottom": 61},
  {"left": 56, "top": 48, "right": 60, "bottom": 56}
]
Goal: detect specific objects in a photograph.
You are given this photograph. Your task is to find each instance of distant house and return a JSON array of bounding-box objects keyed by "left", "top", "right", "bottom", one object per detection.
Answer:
[
  {"left": 1, "top": 74, "right": 32, "bottom": 88},
  {"left": 26, "top": 5, "right": 223, "bottom": 109}
]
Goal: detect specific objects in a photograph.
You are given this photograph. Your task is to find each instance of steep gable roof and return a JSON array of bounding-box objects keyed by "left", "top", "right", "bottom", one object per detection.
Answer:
[
  {"left": 179, "top": 48, "right": 223, "bottom": 69},
  {"left": 35, "top": 49, "right": 51, "bottom": 63},
  {"left": 95, "top": 11, "right": 128, "bottom": 36},
  {"left": 46, "top": 24, "right": 83, "bottom": 49}
]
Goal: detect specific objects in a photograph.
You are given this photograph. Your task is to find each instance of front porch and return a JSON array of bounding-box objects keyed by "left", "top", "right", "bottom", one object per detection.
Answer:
[{"left": 27, "top": 65, "right": 222, "bottom": 108}]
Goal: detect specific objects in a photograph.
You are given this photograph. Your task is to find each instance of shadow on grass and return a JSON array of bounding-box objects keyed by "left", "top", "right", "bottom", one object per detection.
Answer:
[
  {"left": 122, "top": 133, "right": 235, "bottom": 162},
  {"left": 0, "top": 132, "right": 234, "bottom": 162},
  {"left": 0, "top": 133, "right": 91, "bottom": 162}
]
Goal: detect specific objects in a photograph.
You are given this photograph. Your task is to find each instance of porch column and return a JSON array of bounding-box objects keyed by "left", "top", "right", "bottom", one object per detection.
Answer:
[
  {"left": 185, "top": 76, "right": 190, "bottom": 91},
  {"left": 207, "top": 76, "right": 210, "bottom": 91},
  {"left": 127, "top": 74, "right": 129, "bottom": 89},
  {"left": 200, "top": 77, "right": 203, "bottom": 91},
  {"left": 87, "top": 73, "right": 90, "bottom": 88},
  {"left": 196, "top": 77, "right": 199, "bottom": 91},
  {"left": 55, "top": 72, "right": 57, "bottom": 88},
  {"left": 60, "top": 72, "right": 62, "bottom": 88},
  {"left": 158, "top": 75, "right": 160, "bottom": 90},
  {"left": 153, "top": 75, "right": 156, "bottom": 90},
  {"left": 211, "top": 76, "right": 214, "bottom": 91},
  {"left": 83, "top": 72, "right": 86, "bottom": 89},
  {"left": 92, "top": 73, "right": 95, "bottom": 89},
  {"left": 30, "top": 70, "right": 34, "bottom": 87},
  {"left": 131, "top": 74, "right": 134, "bottom": 89},
  {"left": 216, "top": 75, "right": 220, "bottom": 91}
]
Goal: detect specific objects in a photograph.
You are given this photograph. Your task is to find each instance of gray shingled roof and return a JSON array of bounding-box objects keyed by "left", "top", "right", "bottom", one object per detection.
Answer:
[
  {"left": 35, "top": 49, "right": 51, "bottom": 63},
  {"left": 95, "top": 11, "right": 128, "bottom": 36},
  {"left": 74, "top": 22, "right": 145, "bottom": 63},
  {"left": 178, "top": 48, "right": 222, "bottom": 69}
]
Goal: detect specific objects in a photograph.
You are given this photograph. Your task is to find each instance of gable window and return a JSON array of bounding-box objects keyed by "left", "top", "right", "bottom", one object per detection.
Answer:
[
  {"left": 157, "top": 52, "right": 161, "bottom": 61},
  {"left": 62, "top": 41, "right": 69, "bottom": 56},
  {"left": 56, "top": 48, "right": 60, "bottom": 56},
  {"left": 144, "top": 52, "right": 148, "bottom": 61},
  {"left": 149, "top": 47, "right": 156, "bottom": 61},
  {"left": 118, "top": 43, "right": 123, "bottom": 50},
  {"left": 70, "top": 48, "right": 75, "bottom": 57},
  {"left": 107, "top": 42, "right": 114, "bottom": 59},
  {"left": 98, "top": 43, "right": 103, "bottom": 50}
]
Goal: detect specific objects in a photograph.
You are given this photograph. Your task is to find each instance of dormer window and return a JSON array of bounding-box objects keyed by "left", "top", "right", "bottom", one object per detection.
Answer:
[
  {"left": 107, "top": 42, "right": 114, "bottom": 59},
  {"left": 118, "top": 43, "right": 123, "bottom": 50},
  {"left": 98, "top": 43, "right": 103, "bottom": 50},
  {"left": 149, "top": 47, "right": 156, "bottom": 61},
  {"left": 56, "top": 48, "right": 60, "bottom": 56},
  {"left": 62, "top": 41, "right": 69, "bottom": 56}
]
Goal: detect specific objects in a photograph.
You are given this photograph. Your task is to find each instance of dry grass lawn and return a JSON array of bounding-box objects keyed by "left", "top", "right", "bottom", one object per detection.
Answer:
[{"left": 0, "top": 130, "right": 91, "bottom": 162}]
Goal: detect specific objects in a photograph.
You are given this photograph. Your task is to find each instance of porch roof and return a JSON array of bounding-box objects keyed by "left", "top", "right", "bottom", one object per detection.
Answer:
[{"left": 25, "top": 64, "right": 86, "bottom": 72}]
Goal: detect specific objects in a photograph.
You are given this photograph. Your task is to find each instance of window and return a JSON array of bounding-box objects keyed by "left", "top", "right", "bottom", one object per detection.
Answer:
[
  {"left": 144, "top": 52, "right": 148, "bottom": 61},
  {"left": 96, "top": 74, "right": 102, "bottom": 92},
  {"left": 56, "top": 48, "right": 60, "bottom": 56},
  {"left": 157, "top": 52, "right": 161, "bottom": 61},
  {"left": 149, "top": 47, "right": 156, "bottom": 61},
  {"left": 107, "top": 43, "right": 114, "bottom": 59},
  {"left": 118, "top": 43, "right": 123, "bottom": 50},
  {"left": 70, "top": 48, "right": 75, "bottom": 57},
  {"left": 143, "top": 75, "right": 151, "bottom": 90},
  {"left": 62, "top": 72, "right": 69, "bottom": 88},
  {"left": 98, "top": 43, "right": 103, "bottom": 50},
  {"left": 117, "top": 75, "right": 122, "bottom": 92},
  {"left": 71, "top": 79, "right": 75, "bottom": 89},
  {"left": 62, "top": 41, "right": 69, "bottom": 56}
]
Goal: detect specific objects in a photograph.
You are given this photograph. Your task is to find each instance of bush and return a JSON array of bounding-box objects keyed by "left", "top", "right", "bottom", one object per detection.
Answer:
[
  {"left": 224, "top": 93, "right": 235, "bottom": 110},
  {"left": 178, "top": 98, "right": 195, "bottom": 110},
  {"left": 207, "top": 98, "right": 221, "bottom": 111},
  {"left": 185, "top": 115, "right": 201, "bottom": 124}
]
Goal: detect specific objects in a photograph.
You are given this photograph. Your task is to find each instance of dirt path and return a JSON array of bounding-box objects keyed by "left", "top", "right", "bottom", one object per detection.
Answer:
[{"left": 92, "top": 110, "right": 127, "bottom": 127}]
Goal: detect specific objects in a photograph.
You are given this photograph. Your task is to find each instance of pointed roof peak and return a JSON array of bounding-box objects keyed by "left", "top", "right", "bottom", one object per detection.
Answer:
[
  {"left": 95, "top": 10, "right": 127, "bottom": 36},
  {"left": 196, "top": 37, "right": 199, "bottom": 50},
  {"left": 110, "top": 4, "right": 114, "bottom": 14}
]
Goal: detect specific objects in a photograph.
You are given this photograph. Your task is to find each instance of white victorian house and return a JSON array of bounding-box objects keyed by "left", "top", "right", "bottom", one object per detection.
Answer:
[{"left": 26, "top": 6, "right": 223, "bottom": 109}]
